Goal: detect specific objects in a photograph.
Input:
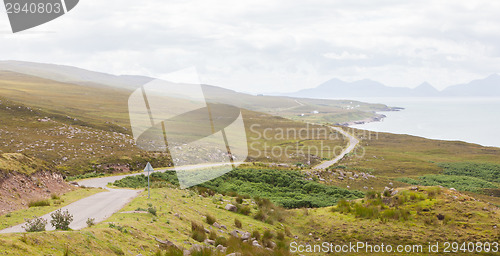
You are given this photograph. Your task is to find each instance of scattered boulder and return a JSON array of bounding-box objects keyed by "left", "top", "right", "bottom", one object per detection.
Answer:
[
  {"left": 241, "top": 232, "right": 251, "bottom": 240},
  {"left": 230, "top": 230, "right": 240, "bottom": 238},
  {"left": 213, "top": 222, "right": 221, "bottom": 229},
  {"left": 225, "top": 204, "right": 238, "bottom": 212},
  {"left": 391, "top": 190, "right": 399, "bottom": 196},
  {"left": 154, "top": 236, "right": 179, "bottom": 250},
  {"left": 204, "top": 239, "right": 215, "bottom": 245}
]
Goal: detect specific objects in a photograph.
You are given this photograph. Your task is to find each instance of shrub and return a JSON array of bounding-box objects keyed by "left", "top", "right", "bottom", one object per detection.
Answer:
[
  {"left": 234, "top": 218, "right": 242, "bottom": 228},
  {"left": 86, "top": 218, "right": 95, "bottom": 227},
  {"left": 23, "top": 216, "right": 47, "bottom": 232},
  {"left": 365, "top": 191, "right": 379, "bottom": 200},
  {"left": 109, "top": 223, "right": 128, "bottom": 233},
  {"left": 191, "top": 222, "right": 206, "bottom": 242},
  {"left": 263, "top": 229, "right": 274, "bottom": 240},
  {"left": 334, "top": 199, "right": 351, "bottom": 214},
  {"left": 253, "top": 210, "right": 267, "bottom": 222},
  {"left": 252, "top": 230, "right": 261, "bottom": 240},
  {"left": 205, "top": 214, "right": 216, "bottom": 225},
  {"left": 28, "top": 199, "right": 50, "bottom": 208},
  {"left": 209, "top": 230, "right": 217, "bottom": 240},
  {"left": 51, "top": 194, "right": 61, "bottom": 200},
  {"left": 238, "top": 205, "right": 251, "bottom": 216},
  {"left": 277, "top": 231, "right": 285, "bottom": 241},
  {"left": 148, "top": 207, "right": 157, "bottom": 216},
  {"left": 235, "top": 195, "right": 244, "bottom": 204},
  {"left": 215, "top": 236, "right": 228, "bottom": 247},
  {"left": 50, "top": 209, "right": 73, "bottom": 230}
]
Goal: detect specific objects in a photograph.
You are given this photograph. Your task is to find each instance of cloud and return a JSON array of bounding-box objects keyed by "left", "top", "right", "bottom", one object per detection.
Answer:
[
  {"left": 1, "top": 0, "right": 500, "bottom": 92},
  {"left": 324, "top": 52, "right": 368, "bottom": 60}
]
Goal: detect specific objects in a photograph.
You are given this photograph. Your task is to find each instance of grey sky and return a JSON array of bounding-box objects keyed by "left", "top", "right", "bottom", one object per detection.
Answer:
[{"left": 1, "top": 0, "right": 500, "bottom": 93}]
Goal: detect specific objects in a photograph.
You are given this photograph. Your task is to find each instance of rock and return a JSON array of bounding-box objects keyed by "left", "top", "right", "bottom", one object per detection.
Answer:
[
  {"left": 204, "top": 239, "right": 215, "bottom": 245},
  {"left": 220, "top": 224, "right": 227, "bottom": 230},
  {"left": 190, "top": 244, "right": 203, "bottom": 252},
  {"left": 225, "top": 204, "right": 238, "bottom": 212},
  {"left": 183, "top": 250, "right": 190, "bottom": 256},
  {"left": 241, "top": 232, "right": 251, "bottom": 240},
  {"left": 213, "top": 222, "right": 221, "bottom": 229},
  {"left": 268, "top": 241, "right": 276, "bottom": 249},
  {"left": 450, "top": 188, "right": 457, "bottom": 191},
  {"left": 154, "top": 236, "right": 178, "bottom": 250},
  {"left": 391, "top": 190, "right": 399, "bottom": 196},
  {"left": 226, "top": 253, "right": 242, "bottom": 256},
  {"left": 338, "top": 176, "right": 344, "bottom": 180},
  {"left": 230, "top": 230, "right": 239, "bottom": 238},
  {"left": 252, "top": 240, "right": 262, "bottom": 247}
]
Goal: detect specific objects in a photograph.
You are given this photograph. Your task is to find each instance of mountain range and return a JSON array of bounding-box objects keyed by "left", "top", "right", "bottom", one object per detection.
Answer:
[{"left": 279, "top": 74, "right": 500, "bottom": 98}]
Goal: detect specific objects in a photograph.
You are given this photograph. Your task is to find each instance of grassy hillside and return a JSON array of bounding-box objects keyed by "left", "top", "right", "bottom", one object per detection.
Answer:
[{"left": 0, "top": 184, "right": 497, "bottom": 255}]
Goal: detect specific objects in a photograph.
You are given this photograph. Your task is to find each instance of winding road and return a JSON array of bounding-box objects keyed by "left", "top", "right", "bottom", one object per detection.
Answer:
[
  {"left": 0, "top": 126, "right": 357, "bottom": 234},
  {"left": 0, "top": 163, "right": 233, "bottom": 234},
  {"left": 313, "top": 126, "right": 359, "bottom": 169}
]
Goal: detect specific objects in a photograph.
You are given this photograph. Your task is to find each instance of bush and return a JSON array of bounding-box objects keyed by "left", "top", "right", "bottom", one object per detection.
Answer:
[
  {"left": 23, "top": 216, "right": 47, "bottom": 232},
  {"left": 253, "top": 210, "right": 266, "bottom": 222},
  {"left": 277, "top": 231, "right": 285, "bottom": 241},
  {"left": 252, "top": 230, "right": 261, "bottom": 240},
  {"left": 215, "top": 236, "right": 228, "bottom": 247},
  {"left": 235, "top": 195, "right": 244, "bottom": 204},
  {"left": 50, "top": 209, "right": 73, "bottom": 230},
  {"left": 205, "top": 214, "right": 216, "bottom": 225},
  {"left": 238, "top": 205, "right": 251, "bottom": 216},
  {"left": 28, "top": 199, "right": 50, "bottom": 208},
  {"left": 234, "top": 218, "right": 242, "bottom": 228},
  {"left": 148, "top": 207, "right": 157, "bottom": 216},
  {"left": 51, "top": 194, "right": 61, "bottom": 200},
  {"left": 86, "top": 218, "right": 95, "bottom": 227},
  {"left": 109, "top": 223, "right": 128, "bottom": 233},
  {"left": 191, "top": 222, "right": 206, "bottom": 242}
]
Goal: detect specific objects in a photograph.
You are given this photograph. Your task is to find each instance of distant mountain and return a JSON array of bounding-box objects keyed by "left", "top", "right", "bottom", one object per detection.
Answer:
[
  {"left": 280, "top": 74, "right": 500, "bottom": 98},
  {"left": 282, "top": 78, "right": 436, "bottom": 98},
  {"left": 0, "top": 60, "right": 153, "bottom": 90},
  {"left": 441, "top": 74, "right": 500, "bottom": 97}
]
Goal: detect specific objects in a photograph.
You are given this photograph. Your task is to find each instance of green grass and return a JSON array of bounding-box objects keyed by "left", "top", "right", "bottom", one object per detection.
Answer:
[
  {"left": 0, "top": 188, "right": 104, "bottom": 229},
  {"left": 27, "top": 200, "right": 51, "bottom": 208}
]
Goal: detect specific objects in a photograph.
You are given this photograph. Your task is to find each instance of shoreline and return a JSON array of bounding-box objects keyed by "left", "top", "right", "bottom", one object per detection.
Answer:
[{"left": 336, "top": 106, "right": 404, "bottom": 127}]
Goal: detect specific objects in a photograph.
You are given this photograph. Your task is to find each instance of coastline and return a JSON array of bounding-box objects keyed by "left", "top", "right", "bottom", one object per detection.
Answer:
[{"left": 336, "top": 107, "right": 404, "bottom": 127}]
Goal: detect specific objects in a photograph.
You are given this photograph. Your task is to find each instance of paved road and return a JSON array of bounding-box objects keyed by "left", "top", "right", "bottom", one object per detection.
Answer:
[
  {"left": 313, "top": 126, "right": 359, "bottom": 169},
  {"left": 0, "top": 163, "right": 235, "bottom": 234}
]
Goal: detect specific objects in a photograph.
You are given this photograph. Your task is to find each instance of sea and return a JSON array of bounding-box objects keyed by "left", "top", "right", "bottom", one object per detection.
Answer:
[{"left": 344, "top": 97, "right": 500, "bottom": 148}]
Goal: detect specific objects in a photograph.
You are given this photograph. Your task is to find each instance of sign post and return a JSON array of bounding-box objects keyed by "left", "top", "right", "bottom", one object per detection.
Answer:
[{"left": 144, "top": 162, "right": 154, "bottom": 199}]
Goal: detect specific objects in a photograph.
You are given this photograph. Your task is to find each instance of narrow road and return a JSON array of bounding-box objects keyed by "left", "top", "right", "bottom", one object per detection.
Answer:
[
  {"left": 313, "top": 126, "right": 359, "bottom": 169},
  {"left": 0, "top": 163, "right": 234, "bottom": 234}
]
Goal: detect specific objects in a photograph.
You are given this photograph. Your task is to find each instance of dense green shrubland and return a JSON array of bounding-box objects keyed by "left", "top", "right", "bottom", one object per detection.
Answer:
[
  {"left": 438, "top": 162, "right": 500, "bottom": 183},
  {"left": 397, "top": 175, "right": 497, "bottom": 192},
  {"left": 114, "top": 168, "right": 364, "bottom": 208}
]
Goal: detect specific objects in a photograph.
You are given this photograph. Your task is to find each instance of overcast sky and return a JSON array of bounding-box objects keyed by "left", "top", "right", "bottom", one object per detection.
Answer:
[{"left": 1, "top": 0, "right": 500, "bottom": 93}]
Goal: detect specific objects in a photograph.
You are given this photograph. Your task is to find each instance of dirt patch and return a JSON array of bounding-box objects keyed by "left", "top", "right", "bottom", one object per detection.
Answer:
[{"left": 0, "top": 171, "right": 72, "bottom": 215}]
